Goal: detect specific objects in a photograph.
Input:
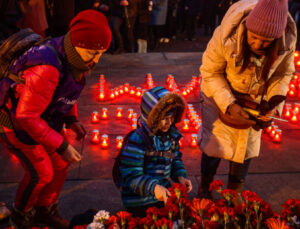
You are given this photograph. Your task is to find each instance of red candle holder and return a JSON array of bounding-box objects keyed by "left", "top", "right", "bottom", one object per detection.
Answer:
[
  {"left": 116, "top": 107, "right": 123, "bottom": 119},
  {"left": 127, "top": 109, "right": 134, "bottom": 120},
  {"left": 109, "top": 89, "right": 115, "bottom": 100},
  {"left": 119, "top": 85, "right": 124, "bottom": 95},
  {"left": 116, "top": 136, "right": 124, "bottom": 149},
  {"left": 92, "top": 130, "right": 100, "bottom": 144},
  {"left": 132, "top": 113, "right": 138, "bottom": 120},
  {"left": 293, "top": 103, "right": 300, "bottom": 114},
  {"left": 284, "top": 107, "right": 292, "bottom": 119},
  {"left": 136, "top": 87, "right": 142, "bottom": 97},
  {"left": 91, "top": 111, "right": 100, "bottom": 123},
  {"left": 131, "top": 118, "right": 138, "bottom": 125},
  {"left": 270, "top": 125, "right": 278, "bottom": 138},
  {"left": 190, "top": 134, "right": 198, "bottom": 147},
  {"left": 182, "top": 119, "right": 190, "bottom": 132},
  {"left": 101, "top": 134, "right": 109, "bottom": 148},
  {"left": 99, "top": 91, "right": 105, "bottom": 100},
  {"left": 288, "top": 90, "right": 296, "bottom": 97},
  {"left": 130, "top": 86, "right": 136, "bottom": 95},
  {"left": 101, "top": 107, "right": 108, "bottom": 120},
  {"left": 124, "top": 83, "right": 130, "bottom": 93},
  {"left": 291, "top": 111, "right": 298, "bottom": 123},
  {"left": 273, "top": 129, "right": 282, "bottom": 143},
  {"left": 114, "top": 88, "right": 120, "bottom": 97}
]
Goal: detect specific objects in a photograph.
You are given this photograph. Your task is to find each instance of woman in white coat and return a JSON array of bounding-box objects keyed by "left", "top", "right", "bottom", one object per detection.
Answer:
[{"left": 197, "top": 0, "right": 297, "bottom": 203}]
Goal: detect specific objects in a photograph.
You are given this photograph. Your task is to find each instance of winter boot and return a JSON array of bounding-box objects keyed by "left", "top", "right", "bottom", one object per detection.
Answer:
[
  {"left": 197, "top": 174, "right": 215, "bottom": 199},
  {"left": 35, "top": 203, "right": 69, "bottom": 229},
  {"left": 10, "top": 208, "right": 36, "bottom": 229},
  {"left": 227, "top": 181, "right": 244, "bottom": 206}
]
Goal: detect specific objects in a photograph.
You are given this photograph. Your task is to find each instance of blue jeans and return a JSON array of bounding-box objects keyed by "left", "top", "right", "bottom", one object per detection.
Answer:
[{"left": 201, "top": 152, "right": 252, "bottom": 183}]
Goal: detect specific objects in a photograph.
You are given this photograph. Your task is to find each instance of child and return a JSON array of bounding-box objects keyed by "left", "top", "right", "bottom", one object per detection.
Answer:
[{"left": 119, "top": 86, "right": 192, "bottom": 217}]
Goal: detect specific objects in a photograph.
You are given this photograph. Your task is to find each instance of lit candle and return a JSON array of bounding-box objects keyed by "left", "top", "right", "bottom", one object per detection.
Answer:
[
  {"left": 190, "top": 134, "right": 198, "bottom": 147},
  {"left": 119, "top": 85, "right": 124, "bottom": 95},
  {"left": 91, "top": 111, "right": 100, "bottom": 123},
  {"left": 131, "top": 118, "right": 138, "bottom": 125},
  {"left": 92, "top": 130, "right": 100, "bottom": 144},
  {"left": 131, "top": 124, "right": 137, "bottom": 130},
  {"left": 273, "top": 129, "right": 282, "bottom": 143},
  {"left": 116, "top": 107, "right": 123, "bottom": 119},
  {"left": 270, "top": 125, "right": 278, "bottom": 138},
  {"left": 101, "top": 107, "right": 108, "bottom": 119},
  {"left": 110, "top": 89, "right": 115, "bottom": 100},
  {"left": 101, "top": 134, "right": 109, "bottom": 148},
  {"left": 136, "top": 87, "right": 142, "bottom": 97},
  {"left": 293, "top": 103, "right": 300, "bottom": 114},
  {"left": 291, "top": 111, "right": 298, "bottom": 123},
  {"left": 288, "top": 90, "right": 296, "bottom": 97},
  {"left": 130, "top": 86, "right": 136, "bottom": 95},
  {"left": 124, "top": 83, "right": 130, "bottom": 93},
  {"left": 99, "top": 91, "right": 105, "bottom": 100},
  {"left": 114, "top": 87, "right": 119, "bottom": 97},
  {"left": 116, "top": 136, "right": 123, "bottom": 149},
  {"left": 284, "top": 107, "right": 292, "bottom": 119},
  {"left": 182, "top": 119, "right": 190, "bottom": 132},
  {"left": 127, "top": 109, "right": 134, "bottom": 120}
]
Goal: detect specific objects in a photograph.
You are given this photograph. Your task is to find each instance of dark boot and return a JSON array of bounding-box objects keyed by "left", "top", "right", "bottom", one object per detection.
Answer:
[
  {"left": 10, "top": 208, "right": 36, "bottom": 229},
  {"left": 227, "top": 181, "right": 244, "bottom": 206},
  {"left": 35, "top": 203, "right": 69, "bottom": 229},
  {"left": 197, "top": 174, "right": 215, "bottom": 199}
]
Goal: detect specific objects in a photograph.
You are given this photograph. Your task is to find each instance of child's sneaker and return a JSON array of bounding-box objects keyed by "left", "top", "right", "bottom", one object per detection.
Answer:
[{"left": 0, "top": 202, "right": 11, "bottom": 221}]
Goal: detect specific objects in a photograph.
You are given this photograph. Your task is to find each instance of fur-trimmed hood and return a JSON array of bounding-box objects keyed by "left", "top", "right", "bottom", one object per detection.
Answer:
[{"left": 140, "top": 86, "right": 186, "bottom": 134}]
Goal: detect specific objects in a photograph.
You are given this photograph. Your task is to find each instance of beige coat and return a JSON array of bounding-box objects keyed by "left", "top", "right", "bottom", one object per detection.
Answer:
[{"left": 198, "top": 0, "right": 297, "bottom": 163}]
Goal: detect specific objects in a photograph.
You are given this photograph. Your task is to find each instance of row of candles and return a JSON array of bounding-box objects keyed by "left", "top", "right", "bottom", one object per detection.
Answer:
[
  {"left": 91, "top": 131, "right": 200, "bottom": 148},
  {"left": 92, "top": 108, "right": 139, "bottom": 129},
  {"left": 98, "top": 74, "right": 202, "bottom": 101},
  {"left": 287, "top": 72, "right": 300, "bottom": 98},
  {"left": 91, "top": 105, "right": 203, "bottom": 132},
  {"left": 264, "top": 122, "right": 282, "bottom": 143},
  {"left": 283, "top": 102, "right": 299, "bottom": 123}
]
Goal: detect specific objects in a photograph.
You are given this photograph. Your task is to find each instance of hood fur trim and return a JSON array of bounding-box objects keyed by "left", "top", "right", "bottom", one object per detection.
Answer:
[{"left": 147, "top": 93, "right": 186, "bottom": 134}]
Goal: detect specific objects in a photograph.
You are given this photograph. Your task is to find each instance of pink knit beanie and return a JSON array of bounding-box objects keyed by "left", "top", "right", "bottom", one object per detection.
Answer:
[{"left": 246, "top": 0, "right": 288, "bottom": 39}]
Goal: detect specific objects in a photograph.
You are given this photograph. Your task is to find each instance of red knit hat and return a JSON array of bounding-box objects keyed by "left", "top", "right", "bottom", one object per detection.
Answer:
[
  {"left": 246, "top": 0, "right": 288, "bottom": 39},
  {"left": 69, "top": 10, "right": 111, "bottom": 50}
]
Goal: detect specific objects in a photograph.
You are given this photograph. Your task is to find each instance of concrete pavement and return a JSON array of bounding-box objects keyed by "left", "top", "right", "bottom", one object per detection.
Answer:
[{"left": 0, "top": 52, "right": 299, "bottom": 227}]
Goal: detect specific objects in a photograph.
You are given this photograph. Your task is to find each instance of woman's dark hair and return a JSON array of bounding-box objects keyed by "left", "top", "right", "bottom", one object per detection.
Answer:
[{"left": 239, "top": 29, "right": 279, "bottom": 81}]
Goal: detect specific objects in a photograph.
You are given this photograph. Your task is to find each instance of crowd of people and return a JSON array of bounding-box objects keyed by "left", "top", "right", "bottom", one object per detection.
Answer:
[
  {"left": 0, "top": 0, "right": 241, "bottom": 54},
  {"left": 0, "top": 0, "right": 298, "bottom": 228}
]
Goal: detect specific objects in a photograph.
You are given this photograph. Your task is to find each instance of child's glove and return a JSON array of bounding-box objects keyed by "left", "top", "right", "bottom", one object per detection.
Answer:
[{"left": 154, "top": 185, "right": 170, "bottom": 203}]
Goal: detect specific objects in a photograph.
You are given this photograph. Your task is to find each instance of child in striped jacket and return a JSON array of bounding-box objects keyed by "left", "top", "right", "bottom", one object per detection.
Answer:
[{"left": 119, "top": 86, "right": 192, "bottom": 217}]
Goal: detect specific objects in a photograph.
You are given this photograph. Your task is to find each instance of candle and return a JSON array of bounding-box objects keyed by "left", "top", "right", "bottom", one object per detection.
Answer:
[
  {"left": 124, "top": 83, "right": 130, "bottom": 93},
  {"left": 101, "top": 134, "right": 109, "bottom": 148},
  {"left": 182, "top": 119, "right": 190, "bottom": 132},
  {"left": 91, "top": 111, "right": 100, "bottom": 123},
  {"left": 116, "top": 136, "right": 124, "bottom": 149},
  {"left": 101, "top": 107, "right": 108, "bottom": 120},
  {"left": 273, "top": 129, "right": 282, "bottom": 143},
  {"left": 190, "top": 134, "right": 198, "bottom": 147},
  {"left": 116, "top": 107, "right": 123, "bottom": 119},
  {"left": 127, "top": 109, "right": 134, "bottom": 120},
  {"left": 291, "top": 111, "right": 298, "bottom": 123},
  {"left": 92, "top": 130, "right": 100, "bottom": 144},
  {"left": 270, "top": 125, "right": 278, "bottom": 138}
]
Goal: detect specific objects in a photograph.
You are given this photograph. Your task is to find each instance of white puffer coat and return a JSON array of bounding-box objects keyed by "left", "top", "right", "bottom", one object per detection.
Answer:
[{"left": 198, "top": 0, "right": 297, "bottom": 163}]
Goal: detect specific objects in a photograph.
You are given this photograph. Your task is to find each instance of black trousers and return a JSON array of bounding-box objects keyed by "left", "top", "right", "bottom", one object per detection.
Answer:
[{"left": 201, "top": 152, "right": 252, "bottom": 183}]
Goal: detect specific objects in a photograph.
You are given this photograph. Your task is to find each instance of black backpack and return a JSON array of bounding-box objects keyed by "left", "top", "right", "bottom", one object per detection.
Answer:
[{"left": 112, "top": 126, "right": 153, "bottom": 189}]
